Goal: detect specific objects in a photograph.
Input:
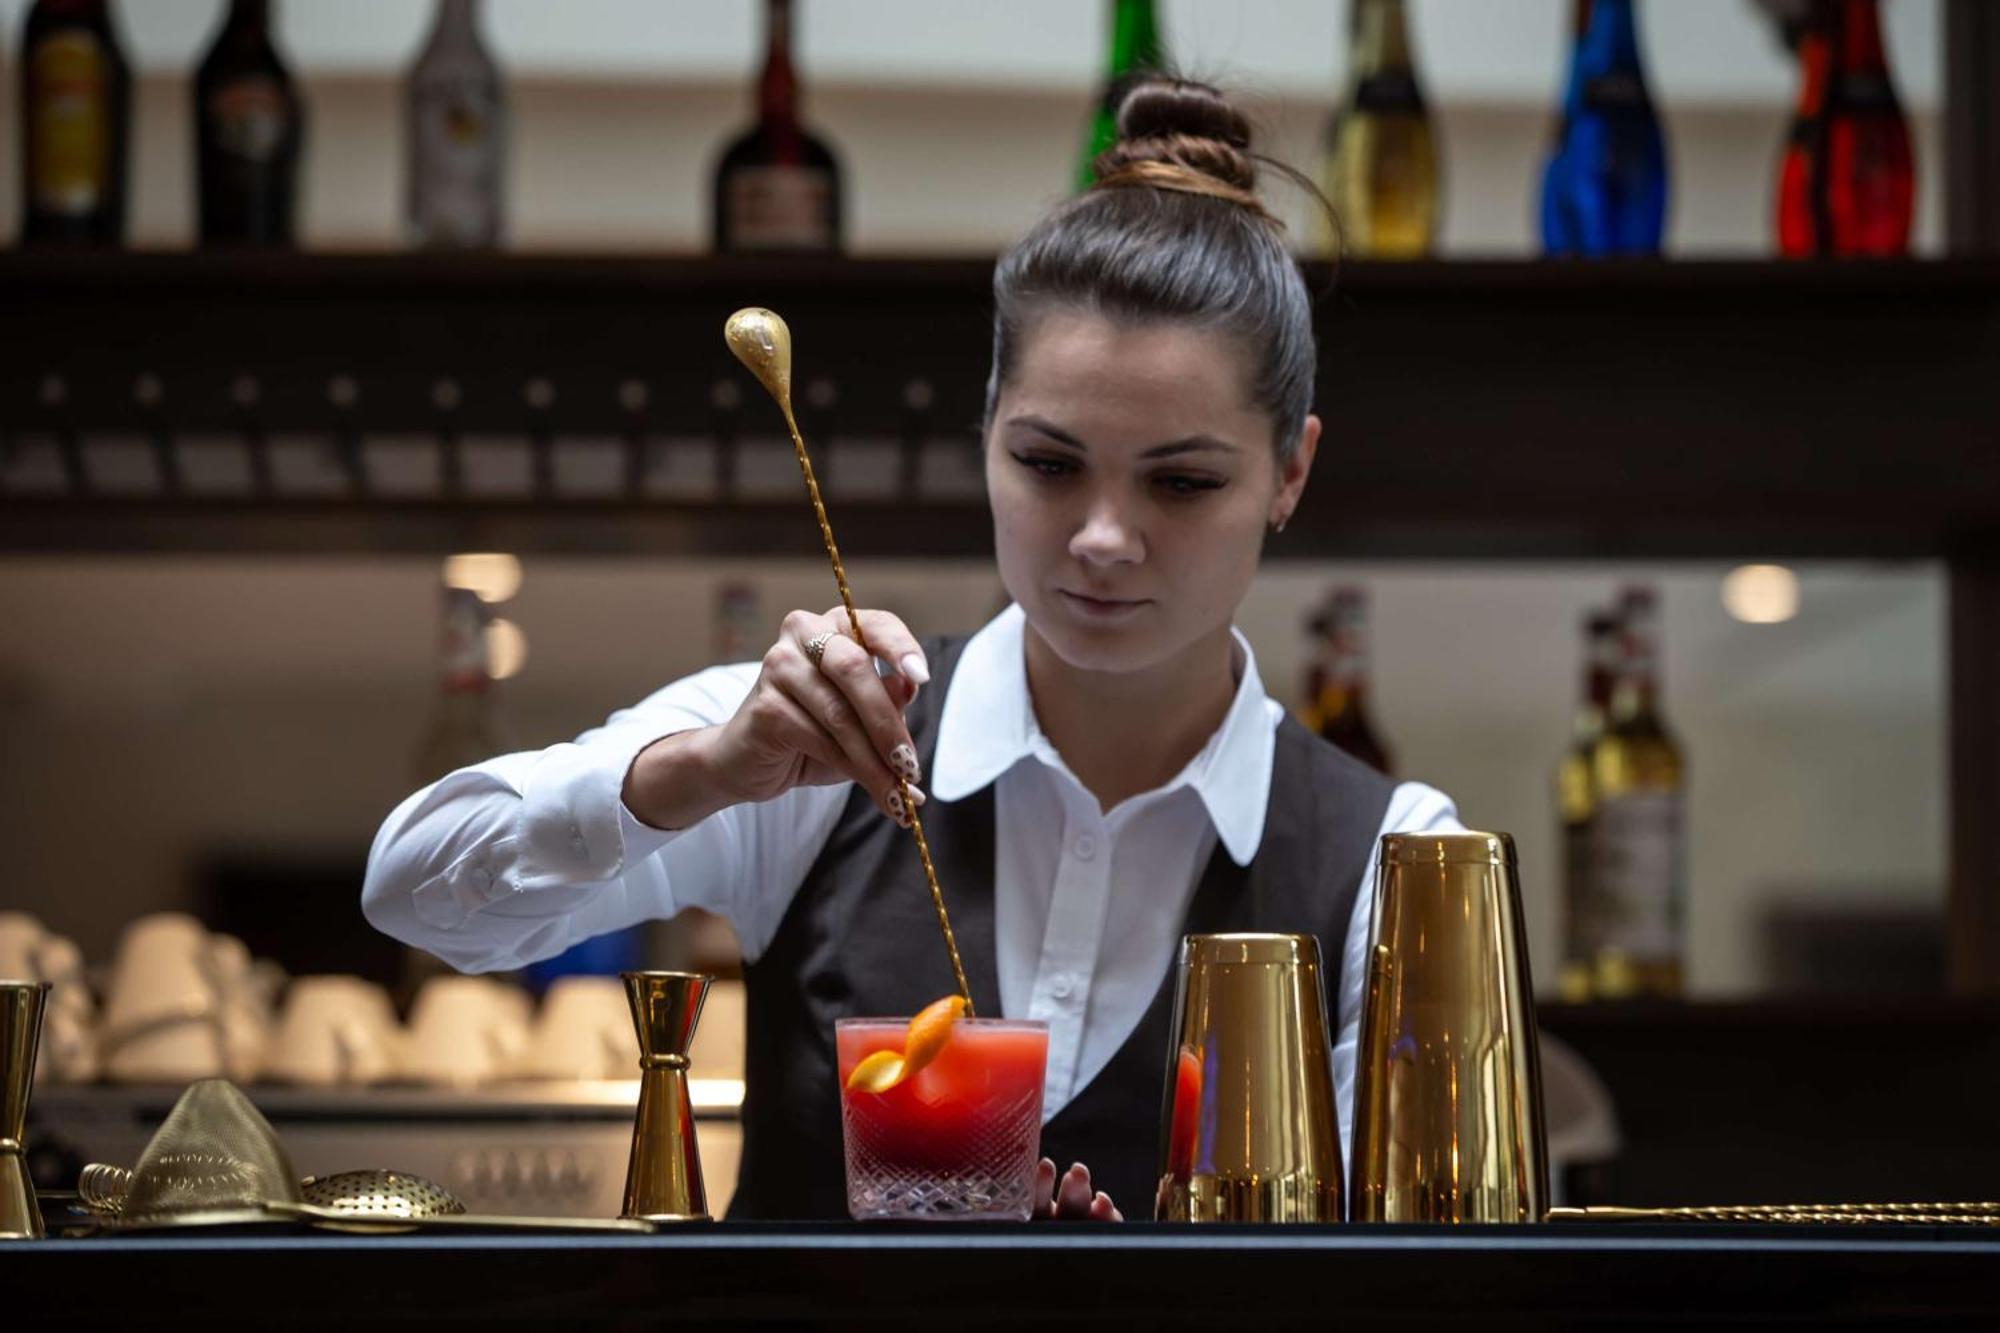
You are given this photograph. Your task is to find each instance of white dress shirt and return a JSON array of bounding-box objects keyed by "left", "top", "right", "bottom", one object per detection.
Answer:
[{"left": 363, "top": 603, "right": 1463, "bottom": 1160}]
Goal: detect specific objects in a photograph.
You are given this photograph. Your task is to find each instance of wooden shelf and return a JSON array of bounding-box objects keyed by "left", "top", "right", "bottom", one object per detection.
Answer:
[{"left": 6, "top": 253, "right": 2000, "bottom": 559}]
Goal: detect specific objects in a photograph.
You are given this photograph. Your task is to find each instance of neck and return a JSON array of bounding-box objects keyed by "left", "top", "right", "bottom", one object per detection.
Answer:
[
  {"left": 1587, "top": 0, "right": 1641, "bottom": 65},
  {"left": 431, "top": 0, "right": 476, "bottom": 42},
  {"left": 1110, "top": 0, "right": 1162, "bottom": 74},
  {"left": 1022, "top": 621, "right": 1238, "bottom": 812},
  {"left": 759, "top": 0, "right": 799, "bottom": 126},
  {"left": 1352, "top": 0, "right": 1412, "bottom": 72},
  {"left": 1836, "top": 0, "right": 1887, "bottom": 70}
]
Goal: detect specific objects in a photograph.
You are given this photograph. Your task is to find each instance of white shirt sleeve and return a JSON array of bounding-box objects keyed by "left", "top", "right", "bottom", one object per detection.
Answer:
[
  {"left": 1332, "top": 781, "right": 1466, "bottom": 1176},
  {"left": 360, "top": 662, "right": 852, "bottom": 974}
]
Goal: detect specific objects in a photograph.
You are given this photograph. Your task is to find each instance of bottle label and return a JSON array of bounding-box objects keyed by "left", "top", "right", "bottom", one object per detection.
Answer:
[
  {"left": 725, "top": 165, "right": 834, "bottom": 251},
  {"left": 30, "top": 30, "right": 110, "bottom": 215},
  {"left": 1355, "top": 70, "right": 1424, "bottom": 114},
  {"left": 1584, "top": 790, "right": 1683, "bottom": 959},
  {"left": 208, "top": 76, "right": 290, "bottom": 162},
  {"left": 1582, "top": 70, "right": 1647, "bottom": 111},
  {"left": 412, "top": 73, "right": 503, "bottom": 243}
]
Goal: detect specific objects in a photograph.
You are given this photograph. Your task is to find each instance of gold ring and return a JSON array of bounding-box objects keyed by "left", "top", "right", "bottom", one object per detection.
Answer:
[{"left": 802, "top": 630, "right": 836, "bottom": 667}]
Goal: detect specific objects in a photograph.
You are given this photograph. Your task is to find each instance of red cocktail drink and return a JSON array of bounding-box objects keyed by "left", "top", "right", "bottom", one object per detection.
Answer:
[{"left": 837, "top": 1017, "right": 1049, "bottom": 1220}]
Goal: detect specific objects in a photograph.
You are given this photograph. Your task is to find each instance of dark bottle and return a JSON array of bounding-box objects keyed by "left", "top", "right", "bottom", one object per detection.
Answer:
[
  {"left": 1301, "top": 586, "right": 1394, "bottom": 776},
  {"left": 18, "top": 0, "right": 130, "bottom": 245},
  {"left": 712, "top": 0, "right": 842, "bottom": 254},
  {"left": 1540, "top": 0, "right": 1669, "bottom": 257},
  {"left": 1078, "top": 0, "right": 1165, "bottom": 190},
  {"left": 196, "top": 0, "right": 305, "bottom": 247}
]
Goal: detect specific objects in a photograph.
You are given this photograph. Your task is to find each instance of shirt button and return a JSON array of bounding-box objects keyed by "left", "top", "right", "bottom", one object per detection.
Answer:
[
  {"left": 1072, "top": 834, "right": 1097, "bottom": 861},
  {"left": 1050, "top": 974, "right": 1075, "bottom": 1000}
]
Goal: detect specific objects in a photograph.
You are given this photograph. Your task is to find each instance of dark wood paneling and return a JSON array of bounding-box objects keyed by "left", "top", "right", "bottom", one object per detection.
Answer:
[{"left": 6, "top": 255, "right": 2000, "bottom": 559}]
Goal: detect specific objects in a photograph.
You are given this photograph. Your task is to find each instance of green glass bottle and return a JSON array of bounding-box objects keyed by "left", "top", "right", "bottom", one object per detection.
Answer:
[{"left": 1078, "top": 0, "right": 1164, "bottom": 190}]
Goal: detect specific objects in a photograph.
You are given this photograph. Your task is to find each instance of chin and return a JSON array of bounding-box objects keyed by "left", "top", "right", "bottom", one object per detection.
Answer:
[{"left": 1024, "top": 600, "right": 1174, "bottom": 675}]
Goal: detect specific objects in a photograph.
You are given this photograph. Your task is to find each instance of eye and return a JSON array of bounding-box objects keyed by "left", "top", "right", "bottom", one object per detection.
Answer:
[
  {"left": 1154, "top": 473, "right": 1226, "bottom": 497},
  {"left": 1010, "top": 451, "right": 1076, "bottom": 480}
]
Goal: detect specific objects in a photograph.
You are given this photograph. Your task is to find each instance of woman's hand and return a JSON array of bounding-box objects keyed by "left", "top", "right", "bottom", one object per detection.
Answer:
[
  {"left": 1033, "top": 1159, "right": 1124, "bottom": 1222},
  {"left": 624, "top": 607, "right": 930, "bottom": 831}
]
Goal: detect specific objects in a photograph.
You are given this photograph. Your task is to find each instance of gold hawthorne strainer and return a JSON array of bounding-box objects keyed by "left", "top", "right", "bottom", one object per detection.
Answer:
[
  {"left": 80, "top": 1079, "right": 651, "bottom": 1235},
  {"left": 79, "top": 1164, "right": 468, "bottom": 1221}
]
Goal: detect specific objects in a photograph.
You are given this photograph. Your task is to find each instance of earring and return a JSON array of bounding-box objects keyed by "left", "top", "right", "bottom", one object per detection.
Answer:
[{"left": 1271, "top": 513, "right": 1289, "bottom": 534}]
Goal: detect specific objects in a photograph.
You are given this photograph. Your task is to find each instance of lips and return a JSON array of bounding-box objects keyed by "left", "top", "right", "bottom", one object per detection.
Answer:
[{"left": 1059, "top": 589, "right": 1151, "bottom": 617}]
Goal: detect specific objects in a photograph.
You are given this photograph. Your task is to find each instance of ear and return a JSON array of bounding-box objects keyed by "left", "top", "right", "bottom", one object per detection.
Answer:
[{"left": 1270, "top": 414, "right": 1321, "bottom": 529}]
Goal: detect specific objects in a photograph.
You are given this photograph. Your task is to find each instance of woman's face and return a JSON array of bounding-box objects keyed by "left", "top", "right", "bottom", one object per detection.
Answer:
[{"left": 985, "top": 310, "right": 1319, "bottom": 676}]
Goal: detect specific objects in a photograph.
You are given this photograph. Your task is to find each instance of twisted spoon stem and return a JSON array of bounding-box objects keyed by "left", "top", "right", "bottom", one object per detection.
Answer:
[{"left": 726, "top": 308, "right": 974, "bottom": 1016}]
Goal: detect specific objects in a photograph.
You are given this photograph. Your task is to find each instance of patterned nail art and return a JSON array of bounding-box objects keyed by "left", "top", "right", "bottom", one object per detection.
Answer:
[
  {"left": 887, "top": 789, "right": 910, "bottom": 828},
  {"left": 890, "top": 743, "right": 922, "bottom": 784}
]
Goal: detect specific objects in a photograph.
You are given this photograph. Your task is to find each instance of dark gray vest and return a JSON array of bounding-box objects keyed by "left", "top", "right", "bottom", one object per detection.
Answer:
[{"left": 729, "top": 633, "right": 1396, "bottom": 1219}]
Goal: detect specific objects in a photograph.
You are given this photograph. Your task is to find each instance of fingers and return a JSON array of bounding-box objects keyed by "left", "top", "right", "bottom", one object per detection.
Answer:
[
  {"left": 815, "top": 630, "right": 923, "bottom": 790},
  {"left": 1089, "top": 1192, "right": 1123, "bottom": 1223},
  {"left": 770, "top": 610, "right": 924, "bottom": 824},
  {"left": 1056, "top": 1163, "right": 1093, "bottom": 1218},
  {"left": 1032, "top": 1158, "right": 1058, "bottom": 1219},
  {"left": 828, "top": 607, "right": 930, "bottom": 692}
]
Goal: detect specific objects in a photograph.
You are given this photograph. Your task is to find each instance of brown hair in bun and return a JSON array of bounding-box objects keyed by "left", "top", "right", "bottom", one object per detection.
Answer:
[{"left": 985, "top": 76, "right": 1319, "bottom": 459}]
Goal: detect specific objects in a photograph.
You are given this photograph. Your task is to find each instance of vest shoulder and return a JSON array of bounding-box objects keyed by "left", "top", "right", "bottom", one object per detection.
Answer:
[{"left": 1279, "top": 716, "right": 1400, "bottom": 801}]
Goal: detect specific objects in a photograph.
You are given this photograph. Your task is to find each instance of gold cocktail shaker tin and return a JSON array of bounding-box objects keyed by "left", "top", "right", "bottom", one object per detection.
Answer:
[
  {"left": 1351, "top": 832, "right": 1549, "bottom": 1224},
  {"left": 1154, "top": 933, "right": 1343, "bottom": 1222}
]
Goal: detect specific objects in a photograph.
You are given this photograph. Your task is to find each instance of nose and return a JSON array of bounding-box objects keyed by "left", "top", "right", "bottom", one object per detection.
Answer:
[{"left": 1069, "top": 494, "right": 1144, "bottom": 568}]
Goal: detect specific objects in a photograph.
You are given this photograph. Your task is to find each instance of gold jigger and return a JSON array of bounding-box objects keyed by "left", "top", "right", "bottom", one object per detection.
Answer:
[
  {"left": 619, "top": 971, "right": 711, "bottom": 1223},
  {"left": 1154, "top": 934, "right": 1343, "bottom": 1222},
  {"left": 2, "top": 981, "right": 52, "bottom": 1239},
  {"left": 1351, "top": 832, "right": 1549, "bottom": 1224}
]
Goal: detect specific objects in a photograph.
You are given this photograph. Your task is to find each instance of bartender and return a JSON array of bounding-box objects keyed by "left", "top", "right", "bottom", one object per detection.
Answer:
[{"left": 362, "top": 76, "right": 1462, "bottom": 1221}]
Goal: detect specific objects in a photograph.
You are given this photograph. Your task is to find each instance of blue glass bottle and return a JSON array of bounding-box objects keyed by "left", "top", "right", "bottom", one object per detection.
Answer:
[{"left": 1540, "top": 0, "right": 1669, "bottom": 256}]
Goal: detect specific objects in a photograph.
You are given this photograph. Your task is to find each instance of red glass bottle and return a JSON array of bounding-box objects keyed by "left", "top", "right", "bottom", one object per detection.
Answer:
[
  {"left": 1775, "top": 3, "right": 1832, "bottom": 257},
  {"left": 1778, "top": 0, "right": 1911, "bottom": 257},
  {"left": 1823, "top": 0, "right": 1911, "bottom": 255}
]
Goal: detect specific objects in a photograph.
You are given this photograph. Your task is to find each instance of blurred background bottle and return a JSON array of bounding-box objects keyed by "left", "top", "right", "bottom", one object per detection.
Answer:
[
  {"left": 406, "top": 0, "right": 506, "bottom": 249},
  {"left": 1775, "top": 0, "right": 1834, "bottom": 256},
  {"left": 712, "top": 0, "right": 842, "bottom": 254},
  {"left": 1078, "top": 0, "right": 1165, "bottom": 190},
  {"left": 1582, "top": 586, "right": 1687, "bottom": 998},
  {"left": 1301, "top": 586, "right": 1394, "bottom": 776},
  {"left": 714, "top": 580, "right": 765, "bottom": 663},
  {"left": 1323, "top": 0, "right": 1439, "bottom": 258},
  {"left": 18, "top": 0, "right": 130, "bottom": 245},
  {"left": 195, "top": 0, "right": 304, "bottom": 247},
  {"left": 1821, "top": 0, "right": 1912, "bottom": 255},
  {"left": 1540, "top": 0, "right": 1669, "bottom": 257},
  {"left": 1557, "top": 608, "right": 1621, "bottom": 1001},
  {"left": 413, "top": 584, "right": 512, "bottom": 786}
]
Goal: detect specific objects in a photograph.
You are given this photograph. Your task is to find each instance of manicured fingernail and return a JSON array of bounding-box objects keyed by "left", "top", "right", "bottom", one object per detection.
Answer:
[
  {"left": 890, "top": 743, "right": 922, "bottom": 784},
  {"left": 887, "top": 790, "right": 911, "bottom": 828},
  {"left": 900, "top": 652, "right": 930, "bottom": 686},
  {"left": 910, "top": 785, "right": 926, "bottom": 807}
]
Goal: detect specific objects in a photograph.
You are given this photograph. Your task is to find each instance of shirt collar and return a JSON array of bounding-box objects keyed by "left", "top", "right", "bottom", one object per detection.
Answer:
[{"left": 931, "top": 603, "right": 1276, "bottom": 866}]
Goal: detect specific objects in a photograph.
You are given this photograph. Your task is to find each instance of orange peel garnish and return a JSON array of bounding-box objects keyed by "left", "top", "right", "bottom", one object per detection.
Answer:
[{"left": 844, "top": 994, "right": 967, "bottom": 1094}]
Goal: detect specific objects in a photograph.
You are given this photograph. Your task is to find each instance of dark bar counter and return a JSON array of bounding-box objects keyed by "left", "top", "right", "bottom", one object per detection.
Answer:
[{"left": 8, "top": 1224, "right": 2000, "bottom": 1330}]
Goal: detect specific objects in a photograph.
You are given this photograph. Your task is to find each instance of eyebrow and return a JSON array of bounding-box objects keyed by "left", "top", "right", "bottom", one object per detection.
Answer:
[{"left": 1004, "top": 414, "right": 1240, "bottom": 459}]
